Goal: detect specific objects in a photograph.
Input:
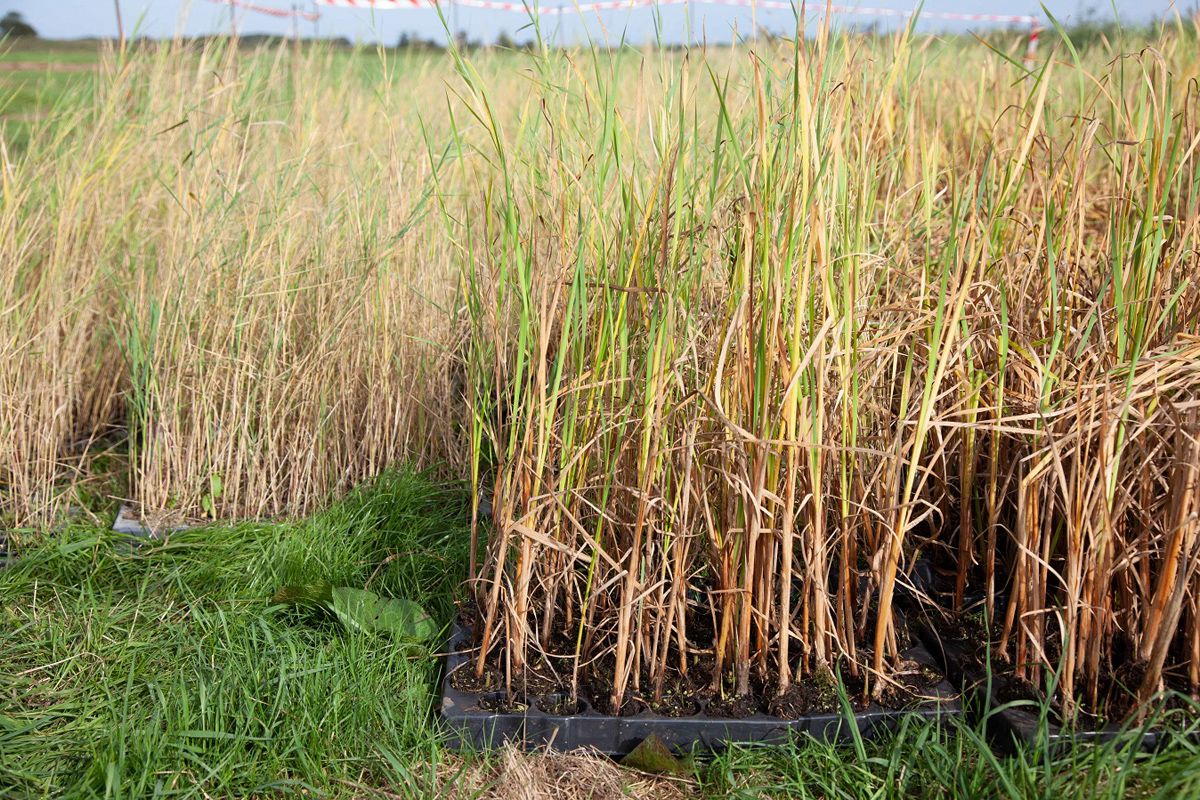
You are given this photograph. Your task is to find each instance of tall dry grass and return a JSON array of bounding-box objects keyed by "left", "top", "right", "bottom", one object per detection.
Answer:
[
  {"left": 451, "top": 24, "right": 1200, "bottom": 714},
  {"left": 3, "top": 21, "right": 1200, "bottom": 719},
  {"left": 2, "top": 39, "right": 467, "bottom": 526}
]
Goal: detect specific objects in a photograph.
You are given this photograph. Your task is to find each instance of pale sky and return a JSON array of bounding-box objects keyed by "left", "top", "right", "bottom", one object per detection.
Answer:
[{"left": 0, "top": 1, "right": 1184, "bottom": 46}]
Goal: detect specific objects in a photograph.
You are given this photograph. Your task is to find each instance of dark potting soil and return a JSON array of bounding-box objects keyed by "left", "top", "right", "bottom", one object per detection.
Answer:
[
  {"left": 452, "top": 662, "right": 561, "bottom": 702},
  {"left": 479, "top": 694, "right": 530, "bottom": 714},
  {"left": 451, "top": 626, "right": 948, "bottom": 721},
  {"left": 929, "top": 610, "right": 1198, "bottom": 731},
  {"left": 590, "top": 690, "right": 649, "bottom": 717},
  {"left": 452, "top": 663, "right": 501, "bottom": 696},
  {"left": 650, "top": 688, "right": 701, "bottom": 718},
  {"left": 767, "top": 683, "right": 834, "bottom": 717},
  {"left": 537, "top": 695, "right": 585, "bottom": 715},
  {"left": 448, "top": 579, "right": 955, "bottom": 721},
  {"left": 706, "top": 693, "right": 758, "bottom": 718},
  {"left": 441, "top": 619, "right": 960, "bottom": 756}
]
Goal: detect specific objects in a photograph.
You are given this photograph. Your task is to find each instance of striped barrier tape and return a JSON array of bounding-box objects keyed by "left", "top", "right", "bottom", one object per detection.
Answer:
[
  {"left": 316, "top": 0, "right": 427, "bottom": 6},
  {"left": 316, "top": 0, "right": 1037, "bottom": 24},
  {"left": 1026, "top": 22, "right": 1041, "bottom": 57},
  {"left": 213, "top": 0, "right": 323, "bottom": 20}
]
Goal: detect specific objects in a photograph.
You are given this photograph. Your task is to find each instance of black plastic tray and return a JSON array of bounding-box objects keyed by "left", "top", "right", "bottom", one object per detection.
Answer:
[
  {"left": 440, "top": 623, "right": 961, "bottom": 755},
  {"left": 112, "top": 503, "right": 193, "bottom": 539},
  {"left": 920, "top": 629, "right": 1186, "bottom": 753}
]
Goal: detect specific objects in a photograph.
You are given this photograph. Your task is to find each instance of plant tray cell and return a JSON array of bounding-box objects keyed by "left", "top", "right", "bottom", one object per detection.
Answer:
[
  {"left": 921, "top": 630, "right": 1191, "bottom": 753},
  {"left": 112, "top": 503, "right": 192, "bottom": 539},
  {"left": 440, "top": 623, "right": 961, "bottom": 756}
]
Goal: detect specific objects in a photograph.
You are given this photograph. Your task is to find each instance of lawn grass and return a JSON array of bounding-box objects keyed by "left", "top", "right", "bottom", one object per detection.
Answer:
[
  {"left": 5, "top": 465, "right": 1200, "bottom": 799},
  {"left": 0, "top": 467, "right": 470, "bottom": 798},
  {"left": 706, "top": 724, "right": 1200, "bottom": 799}
]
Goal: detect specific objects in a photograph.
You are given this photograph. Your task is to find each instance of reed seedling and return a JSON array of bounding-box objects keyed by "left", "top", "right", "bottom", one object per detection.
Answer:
[{"left": 3, "top": 20, "right": 1199, "bottom": 723}]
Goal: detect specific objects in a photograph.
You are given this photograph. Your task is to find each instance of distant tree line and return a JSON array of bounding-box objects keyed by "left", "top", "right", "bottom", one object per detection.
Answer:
[
  {"left": 3, "top": 7, "right": 1186, "bottom": 54},
  {"left": 395, "top": 30, "right": 541, "bottom": 51},
  {"left": 1, "top": 11, "right": 37, "bottom": 38}
]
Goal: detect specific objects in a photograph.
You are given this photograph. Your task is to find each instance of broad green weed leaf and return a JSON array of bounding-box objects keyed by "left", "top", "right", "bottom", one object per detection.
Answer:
[
  {"left": 329, "top": 587, "right": 379, "bottom": 633},
  {"left": 274, "top": 584, "right": 436, "bottom": 646},
  {"left": 329, "top": 587, "right": 436, "bottom": 643},
  {"left": 369, "top": 597, "right": 438, "bottom": 643}
]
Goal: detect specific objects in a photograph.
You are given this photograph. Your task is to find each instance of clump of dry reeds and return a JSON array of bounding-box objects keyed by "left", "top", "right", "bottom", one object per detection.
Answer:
[
  {"left": 3, "top": 22, "right": 1199, "bottom": 722},
  {"left": 2, "top": 39, "right": 467, "bottom": 527},
  {"left": 455, "top": 24, "right": 1200, "bottom": 717}
]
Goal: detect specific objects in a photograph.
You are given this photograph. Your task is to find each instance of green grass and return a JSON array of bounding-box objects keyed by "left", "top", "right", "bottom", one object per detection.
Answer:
[
  {"left": 0, "top": 467, "right": 470, "bottom": 798},
  {"left": 706, "top": 723, "right": 1200, "bottom": 799},
  {"left": 5, "top": 465, "right": 1200, "bottom": 799}
]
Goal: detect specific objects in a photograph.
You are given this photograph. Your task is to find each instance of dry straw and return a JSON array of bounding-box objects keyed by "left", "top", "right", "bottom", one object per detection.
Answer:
[
  {"left": 454, "top": 24, "right": 1200, "bottom": 714},
  {"left": 2, "top": 18, "right": 1199, "bottom": 720}
]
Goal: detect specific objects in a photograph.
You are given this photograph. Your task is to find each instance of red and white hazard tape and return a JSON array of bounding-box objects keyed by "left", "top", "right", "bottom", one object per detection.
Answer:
[
  {"left": 213, "top": 0, "right": 322, "bottom": 20},
  {"left": 316, "top": 0, "right": 427, "bottom": 6},
  {"left": 317, "top": 0, "right": 1036, "bottom": 24},
  {"left": 675, "top": 1, "right": 1037, "bottom": 23}
]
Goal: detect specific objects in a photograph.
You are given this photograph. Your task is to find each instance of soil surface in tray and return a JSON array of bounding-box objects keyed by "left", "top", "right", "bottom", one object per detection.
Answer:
[
  {"left": 931, "top": 610, "right": 1198, "bottom": 730},
  {"left": 451, "top": 607, "right": 947, "bottom": 719}
]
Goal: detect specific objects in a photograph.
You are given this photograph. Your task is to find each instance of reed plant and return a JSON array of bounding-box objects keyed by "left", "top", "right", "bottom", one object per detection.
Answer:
[
  {"left": 454, "top": 19, "right": 1200, "bottom": 716},
  {"left": 3, "top": 16, "right": 1200, "bottom": 722},
  {"left": 1, "top": 39, "right": 466, "bottom": 529}
]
